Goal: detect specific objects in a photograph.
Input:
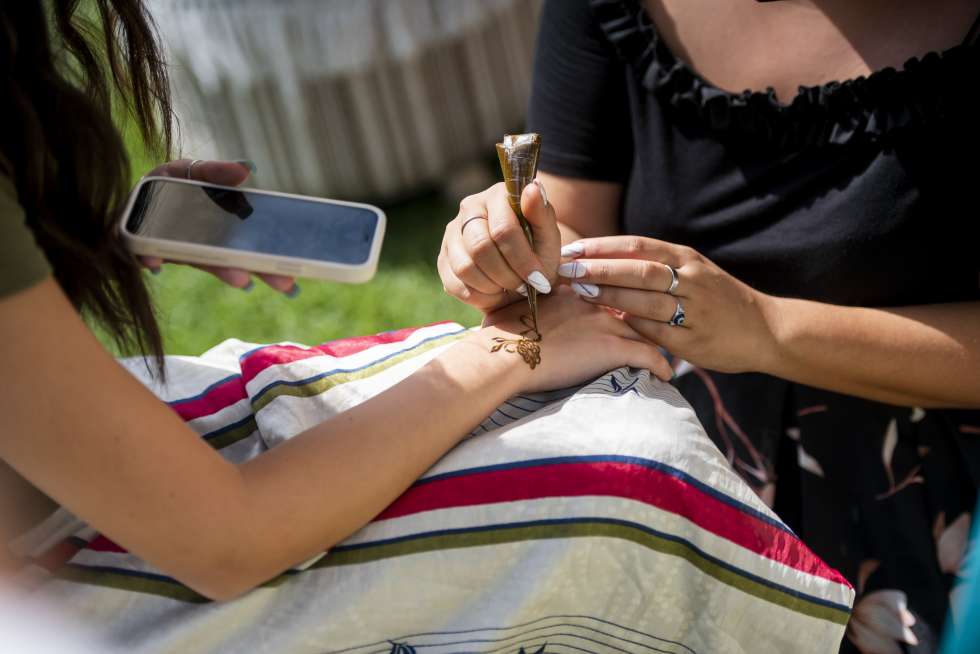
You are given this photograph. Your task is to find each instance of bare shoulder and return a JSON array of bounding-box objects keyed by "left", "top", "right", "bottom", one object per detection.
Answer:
[{"left": 644, "top": 0, "right": 979, "bottom": 103}]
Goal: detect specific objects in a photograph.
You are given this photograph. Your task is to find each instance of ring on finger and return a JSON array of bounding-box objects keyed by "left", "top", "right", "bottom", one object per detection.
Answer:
[
  {"left": 460, "top": 215, "right": 488, "bottom": 235},
  {"left": 665, "top": 265, "right": 680, "bottom": 295},
  {"left": 668, "top": 299, "right": 686, "bottom": 327},
  {"left": 186, "top": 159, "right": 203, "bottom": 180}
]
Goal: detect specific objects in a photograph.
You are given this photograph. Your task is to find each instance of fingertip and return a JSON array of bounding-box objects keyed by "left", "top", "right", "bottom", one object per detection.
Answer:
[
  {"left": 217, "top": 268, "right": 252, "bottom": 288},
  {"left": 199, "top": 160, "right": 250, "bottom": 186},
  {"left": 234, "top": 159, "right": 257, "bottom": 174},
  {"left": 256, "top": 273, "right": 295, "bottom": 293},
  {"left": 532, "top": 178, "right": 549, "bottom": 208},
  {"left": 520, "top": 179, "right": 552, "bottom": 221}
]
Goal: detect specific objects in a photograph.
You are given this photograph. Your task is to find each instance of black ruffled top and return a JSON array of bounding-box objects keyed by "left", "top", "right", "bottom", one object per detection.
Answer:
[
  {"left": 528, "top": 0, "right": 980, "bottom": 307},
  {"left": 590, "top": 0, "right": 980, "bottom": 150}
]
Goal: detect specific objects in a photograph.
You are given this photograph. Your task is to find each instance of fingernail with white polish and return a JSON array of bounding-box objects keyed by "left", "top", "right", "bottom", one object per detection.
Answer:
[
  {"left": 571, "top": 281, "right": 600, "bottom": 298},
  {"left": 532, "top": 179, "right": 549, "bottom": 208},
  {"left": 561, "top": 242, "right": 585, "bottom": 258},
  {"left": 558, "top": 261, "right": 587, "bottom": 278},
  {"left": 516, "top": 283, "right": 528, "bottom": 297},
  {"left": 527, "top": 271, "right": 551, "bottom": 294}
]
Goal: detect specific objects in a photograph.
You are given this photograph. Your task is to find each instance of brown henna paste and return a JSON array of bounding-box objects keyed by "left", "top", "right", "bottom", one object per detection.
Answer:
[{"left": 490, "top": 315, "right": 542, "bottom": 370}]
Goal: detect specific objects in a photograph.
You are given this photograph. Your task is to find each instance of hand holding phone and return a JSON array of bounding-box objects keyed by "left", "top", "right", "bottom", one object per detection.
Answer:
[{"left": 120, "top": 176, "right": 386, "bottom": 285}]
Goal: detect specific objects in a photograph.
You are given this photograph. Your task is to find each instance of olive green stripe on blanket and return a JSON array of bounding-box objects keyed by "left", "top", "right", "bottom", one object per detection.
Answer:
[
  {"left": 58, "top": 520, "right": 850, "bottom": 625},
  {"left": 57, "top": 565, "right": 211, "bottom": 604},
  {"left": 205, "top": 415, "right": 258, "bottom": 450},
  {"left": 250, "top": 331, "right": 467, "bottom": 413}
]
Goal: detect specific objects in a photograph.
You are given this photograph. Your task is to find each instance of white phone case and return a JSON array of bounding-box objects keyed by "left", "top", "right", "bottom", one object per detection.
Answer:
[{"left": 119, "top": 177, "right": 386, "bottom": 284}]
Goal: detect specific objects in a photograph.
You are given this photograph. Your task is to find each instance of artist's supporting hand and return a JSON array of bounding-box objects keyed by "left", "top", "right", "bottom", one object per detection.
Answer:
[
  {"left": 138, "top": 159, "right": 297, "bottom": 295},
  {"left": 559, "top": 236, "right": 980, "bottom": 408},
  {"left": 438, "top": 180, "right": 562, "bottom": 312},
  {"left": 478, "top": 286, "right": 674, "bottom": 388},
  {"left": 557, "top": 237, "right": 776, "bottom": 375}
]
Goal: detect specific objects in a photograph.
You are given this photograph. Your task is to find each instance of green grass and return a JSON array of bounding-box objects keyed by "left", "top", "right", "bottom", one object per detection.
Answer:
[{"left": 124, "top": 129, "right": 480, "bottom": 356}]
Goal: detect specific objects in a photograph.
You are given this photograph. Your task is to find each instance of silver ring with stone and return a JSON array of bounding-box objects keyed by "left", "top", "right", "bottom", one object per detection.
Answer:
[
  {"left": 186, "top": 159, "right": 203, "bottom": 180},
  {"left": 666, "top": 265, "right": 680, "bottom": 295},
  {"left": 668, "top": 299, "right": 686, "bottom": 327}
]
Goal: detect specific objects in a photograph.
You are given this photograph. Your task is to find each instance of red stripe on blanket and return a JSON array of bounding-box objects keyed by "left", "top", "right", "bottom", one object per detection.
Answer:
[
  {"left": 84, "top": 460, "right": 847, "bottom": 586},
  {"left": 239, "top": 323, "right": 450, "bottom": 384},
  {"left": 79, "top": 460, "right": 848, "bottom": 586},
  {"left": 170, "top": 377, "right": 247, "bottom": 422},
  {"left": 168, "top": 324, "right": 452, "bottom": 423},
  {"left": 375, "top": 461, "right": 850, "bottom": 586}
]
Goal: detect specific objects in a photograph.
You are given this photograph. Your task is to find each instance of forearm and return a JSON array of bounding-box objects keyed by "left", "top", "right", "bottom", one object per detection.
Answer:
[
  {"left": 763, "top": 298, "right": 980, "bottom": 408},
  {"left": 537, "top": 172, "right": 620, "bottom": 243},
  {"left": 222, "top": 330, "right": 526, "bottom": 595}
]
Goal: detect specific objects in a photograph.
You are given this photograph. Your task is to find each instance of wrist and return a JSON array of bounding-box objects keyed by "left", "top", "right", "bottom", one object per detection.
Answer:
[
  {"left": 758, "top": 293, "right": 792, "bottom": 377},
  {"left": 446, "top": 327, "right": 532, "bottom": 394}
]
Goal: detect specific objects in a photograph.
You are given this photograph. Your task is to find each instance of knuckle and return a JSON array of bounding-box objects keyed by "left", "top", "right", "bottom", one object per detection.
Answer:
[
  {"left": 454, "top": 259, "right": 480, "bottom": 281},
  {"left": 594, "top": 261, "right": 613, "bottom": 281},
  {"left": 637, "top": 261, "right": 657, "bottom": 285},
  {"left": 624, "top": 237, "right": 646, "bottom": 256},
  {"left": 683, "top": 259, "right": 706, "bottom": 278},
  {"left": 469, "top": 234, "right": 497, "bottom": 260},
  {"left": 489, "top": 221, "right": 519, "bottom": 244},
  {"left": 680, "top": 246, "right": 701, "bottom": 262},
  {"left": 458, "top": 194, "right": 479, "bottom": 211}
]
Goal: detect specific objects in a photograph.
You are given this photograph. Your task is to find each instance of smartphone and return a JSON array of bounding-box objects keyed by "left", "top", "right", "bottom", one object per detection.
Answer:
[{"left": 120, "top": 177, "right": 386, "bottom": 283}]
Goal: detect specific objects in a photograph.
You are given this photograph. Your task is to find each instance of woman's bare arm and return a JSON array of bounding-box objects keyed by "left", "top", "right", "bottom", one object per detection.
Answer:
[
  {"left": 762, "top": 298, "right": 980, "bottom": 408},
  {"left": 0, "top": 278, "right": 668, "bottom": 600},
  {"left": 535, "top": 172, "right": 622, "bottom": 244},
  {"left": 0, "top": 280, "right": 525, "bottom": 600}
]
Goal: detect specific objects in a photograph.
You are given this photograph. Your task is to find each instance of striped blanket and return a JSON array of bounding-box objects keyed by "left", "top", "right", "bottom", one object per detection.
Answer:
[{"left": 30, "top": 322, "right": 853, "bottom": 653}]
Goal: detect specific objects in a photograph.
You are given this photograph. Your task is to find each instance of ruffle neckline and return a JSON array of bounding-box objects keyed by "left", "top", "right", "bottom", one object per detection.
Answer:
[{"left": 591, "top": 0, "right": 979, "bottom": 149}]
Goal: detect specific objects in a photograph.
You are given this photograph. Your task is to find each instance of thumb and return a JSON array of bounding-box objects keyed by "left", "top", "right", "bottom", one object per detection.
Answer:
[{"left": 521, "top": 179, "right": 562, "bottom": 279}]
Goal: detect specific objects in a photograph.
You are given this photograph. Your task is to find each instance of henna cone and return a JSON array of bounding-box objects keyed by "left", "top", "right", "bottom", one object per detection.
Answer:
[{"left": 496, "top": 133, "right": 542, "bottom": 335}]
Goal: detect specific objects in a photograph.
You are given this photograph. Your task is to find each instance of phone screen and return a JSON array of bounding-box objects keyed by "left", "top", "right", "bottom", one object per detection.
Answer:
[{"left": 126, "top": 180, "right": 380, "bottom": 265}]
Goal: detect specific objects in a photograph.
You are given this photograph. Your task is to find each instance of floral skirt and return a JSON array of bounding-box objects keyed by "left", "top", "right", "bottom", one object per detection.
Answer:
[{"left": 674, "top": 369, "right": 980, "bottom": 654}]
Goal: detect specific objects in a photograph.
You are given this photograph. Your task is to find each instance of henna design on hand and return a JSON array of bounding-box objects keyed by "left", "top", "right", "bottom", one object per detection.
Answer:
[{"left": 490, "top": 315, "right": 542, "bottom": 369}]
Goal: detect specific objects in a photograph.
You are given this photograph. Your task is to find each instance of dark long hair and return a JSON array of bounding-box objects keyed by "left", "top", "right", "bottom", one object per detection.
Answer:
[{"left": 0, "top": 0, "right": 173, "bottom": 368}]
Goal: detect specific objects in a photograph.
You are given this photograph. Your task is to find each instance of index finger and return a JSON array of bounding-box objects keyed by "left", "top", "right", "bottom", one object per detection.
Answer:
[
  {"left": 147, "top": 159, "right": 252, "bottom": 186},
  {"left": 563, "top": 236, "right": 690, "bottom": 267},
  {"left": 486, "top": 184, "right": 551, "bottom": 291}
]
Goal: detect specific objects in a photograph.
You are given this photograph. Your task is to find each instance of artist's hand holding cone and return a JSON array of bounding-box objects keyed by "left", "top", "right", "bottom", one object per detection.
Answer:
[{"left": 439, "top": 178, "right": 562, "bottom": 313}]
